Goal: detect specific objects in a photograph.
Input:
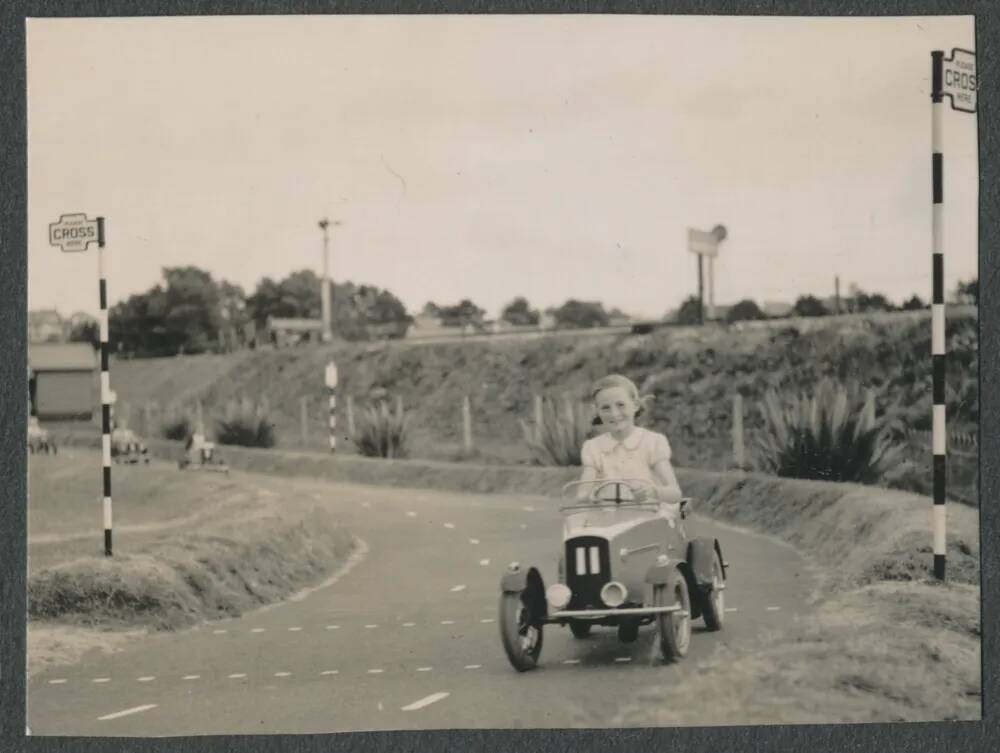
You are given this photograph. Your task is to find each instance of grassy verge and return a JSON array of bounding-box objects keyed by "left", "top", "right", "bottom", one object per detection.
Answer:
[{"left": 27, "top": 450, "right": 356, "bottom": 675}]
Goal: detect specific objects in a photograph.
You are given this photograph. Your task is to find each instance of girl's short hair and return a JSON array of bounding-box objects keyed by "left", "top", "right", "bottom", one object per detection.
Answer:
[{"left": 590, "top": 374, "right": 650, "bottom": 424}]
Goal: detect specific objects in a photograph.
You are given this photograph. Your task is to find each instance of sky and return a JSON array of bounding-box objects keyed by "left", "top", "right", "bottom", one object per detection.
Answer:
[{"left": 26, "top": 14, "right": 978, "bottom": 321}]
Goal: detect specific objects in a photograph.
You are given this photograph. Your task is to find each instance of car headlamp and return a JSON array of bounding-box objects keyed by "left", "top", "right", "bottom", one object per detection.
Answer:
[
  {"left": 600, "top": 581, "right": 628, "bottom": 608},
  {"left": 546, "top": 583, "right": 572, "bottom": 610}
]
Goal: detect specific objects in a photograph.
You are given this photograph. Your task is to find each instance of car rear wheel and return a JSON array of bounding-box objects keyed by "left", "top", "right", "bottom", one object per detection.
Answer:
[
  {"left": 569, "top": 620, "right": 592, "bottom": 638},
  {"left": 499, "top": 592, "right": 544, "bottom": 671},
  {"left": 654, "top": 574, "right": 691, "bottom": 663},
  {"left": 701, "top": 551, "right": 726, "bottom": 631}
]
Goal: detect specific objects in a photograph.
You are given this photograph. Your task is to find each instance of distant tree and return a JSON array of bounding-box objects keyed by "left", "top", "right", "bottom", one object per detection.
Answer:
[
  {"left": 501, "top": 297, "right": 540, "bottom": 326},
  {"left": 855, "top": 291, "right": 894, "bottom": 312},
  {"left": 551, "top": 299, "right": 609, "bottom": 329},
  {"left": 438, "top": 299, "right": 486, "bottom": 327},
  {"left": 727, "top": 299, "right": 767, "bottom": 323},
  {"left": 674, "top": 296, "right": 703, "bottom": 325},
  {"left": 793, "top": 295, "right": 828, "bottom": 317},
  {"left": 67, "top": 320, "right": 99, "bottom": 349},
  {"left": 420, "top": 301, "right": 441, "bottom": 317},
  {"left": 955, "top": 279, "right": 978, "bottom": 305},
  {"left": 901, "top": 294, "right": 927, "bottom": 311}
]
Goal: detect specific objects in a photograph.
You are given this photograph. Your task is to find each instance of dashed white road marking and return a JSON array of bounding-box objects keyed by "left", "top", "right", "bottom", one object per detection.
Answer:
[
  {"left": 766, "top": 606, "right": 781, "bottom": 612},
  {"left": 522, "top": 505, "right": 536, "bottom": 512},
  {"left": 401, "top": 691, "right": 449, "bottom": 711},
  {"left": 443, "top": 522, "right": 456, "bottom": 529},
  {"left": 137, "top": 676, "right": 155, "bottom": 683},
  {"left": 287, "top": 627, "right": 303, "bottom": 632},
  {"left": 450, "top": 584, "right": 466, "bottom": 593},
  {"left": 402, "top": 622, "right": 416, "bottom": 627},
  {"left": 326, "top": 625, "right": 340, "bottom": 630},
  {"left": 520, "top": 524, "right": 527, "bottom": 529},
  {"left": 274, "top": 672, "right": 292, "bottom": 677},
  {"left": 365, "top": 624, "right": 378, "bottom": 629},
  {"left": 212, "top": 629, "right": 228, "bottom": 634},
  {"left": 48, "top": 679, "right": 67, "bottom": 685},
  {"left": 480, "top": 618, "right": 495, "bottom": 624},
  {"left": 563, "top": 659, "right": 581, "bottom": 665},
  {"left": 479, "top": 559, "right": 490, "bottom": 566},
  {"left": 361, "top": 502, "right": 371, "bottom": 508},
  {"left": 469, "top": 538, "right": 480, "bottom": 544},
  {"left": 614, "top": 657, "right": 632, "bottom": 663},
  {"left": 98, "top": 704, "right": 157, "bottom": 721},
  {"left": 416, "top": 667, "right": 433, "bottom": 672},
  {"left": 320, "top": 670, "right": 339, "bottom": 676},
  {"left": 367, "top": 669, "right": 384, "bottom": 674},
  {"left": 92, "top": 678, "right": 111, "bottom": 684},
  {"left": 464, "top": 664, "right": 482, "bottom": 670},
  {"left": 441, "top": 620, "right": 455, "bottom": 625},
  {"left": 407, "top": 512, "right": 417, "bottom": 517},
  {"left": 251, "top": 628, "right": 266, "bottom": 633},
  {"left": 228, "top": 673, "right": 247, "bottom": 679},
  {"left": 725, "top": 608, "right": 738, "bottom": 613},
  {"left": 182, "top": 675, "right": 200, "bottom": 681}
]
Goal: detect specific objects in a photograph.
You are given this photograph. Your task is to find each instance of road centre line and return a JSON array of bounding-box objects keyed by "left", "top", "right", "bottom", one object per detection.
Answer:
[
  {"left": 416, "top": 667, "right": 433, "bottom": 672},
  {"left": 464, "top": 664, "right": 482, "bottom": 670},
  {"left": 563, "top": 659, "right": 581, "bottom": 665},
  {"left": 288, "top": 627, "right": 302, "bottom": 632},
  {"left": 401, "top": 692, "right": 450, "bottom": 711},
  {"left": 212, "top": 629, "right": 228, "bottom": 634},
  {"left": 441, "top": 620, "right": 455, "bottom": 625},
  {"left": 228, "top": 673, "right": 247, "bottom": 679},
  {"left": 365, "top": 624, "right": 378, "bottom": 629},
  {"left": 402, "top": 622, "right": 416, "bottom": 627},
  {"left": 407, "top": 512, "right": 417, "bottom": 517},
  {"left": 766, "top": 606, "right": 781, "bottom": 611},
  {"left": 480, "top": 559, "right": 490, "bottom": 566},
  {"left": 444, "top": 523, "right": 456, "bottom": 529},
  {"left": 251, "top": 628, "right": 266, "bottom": 633},
  {"left": 450, "top": 585, "right": 466, "bottom": 592},
  {"left": 480, "top": 618, "right": 494, "bottom": 623},
  {"left": 469, "top": 538, "right": 480, "bottom": 544},
  {"left": 274, "top": 672, "right": 292, "bottom": 677},
  {"left": 321, "top": 670, "right": 339, "bottom": 676},
  {"left": 614, "top": 657, "right": 632, "bottom": 663},
  {"left": 326, "top": 625, "right": 340, "bottom": 630},
  {"left": 137, "top": 676, "right": 155, "bottom": 682},
  {"left": 48, "top": 679, "right": 67, "bottom": 685},
  {"left": 367, "top": 669, "right": 384, "bottom": 674},
  {"left": 725, "top": 608, "right": 738, "bottom": 613},
  {"left": 92, "top": 678, "right": 111, "bottom": 683},
  {"left": 182, "top": 675, "right": 200, "bottom": 680},
  {"left": 98, "top": 704, "right": 158, "bottom": 722}
]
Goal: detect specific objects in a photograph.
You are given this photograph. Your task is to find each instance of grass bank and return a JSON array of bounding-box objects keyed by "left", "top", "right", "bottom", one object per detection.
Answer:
[{"left": 27, "top": 449, "right": 356, "bottom": 675}]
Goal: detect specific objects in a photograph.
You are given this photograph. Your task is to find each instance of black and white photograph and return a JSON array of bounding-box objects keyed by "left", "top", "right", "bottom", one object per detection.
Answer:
[{"left": 20, "top": 11, "right": 981, "bottom": 735}]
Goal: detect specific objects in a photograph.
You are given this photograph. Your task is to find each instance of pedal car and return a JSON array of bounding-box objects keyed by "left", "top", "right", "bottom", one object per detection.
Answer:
[
  {"left": 111, "top": 426, "right": 150, "bottom": 464},
  {"left": 498, "top": 478, "right": 727, "bottom": 671},
  {"left": 178, "top": 431, "right": 230, "bottom": 474},
  {"left": 27, "top": 417, "right": 57, "bottom": 454}
]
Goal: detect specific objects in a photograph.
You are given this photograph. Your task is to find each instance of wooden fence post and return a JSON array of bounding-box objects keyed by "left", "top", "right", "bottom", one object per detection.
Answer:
[
  {"left": 732, "top": 393, "right": 745, "bottom": 470},
  {"left": 300, "top": 396, "right": 309, "bottom": 444},
  {"left": 346, "top": 395, "right": 356, "bottom": 437},
  {"left": 463, "top": 395, "right": 473, "bottom": 454}
]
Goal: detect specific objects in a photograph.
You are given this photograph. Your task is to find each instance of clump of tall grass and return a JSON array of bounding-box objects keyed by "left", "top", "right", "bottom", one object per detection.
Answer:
[
  {"left": 520, "top": 397, "right": 594, "bottom": 467},
  {"left": 159, "top": 406, "right": 191, "bottom": 441},
  {"left": 753, "top": 381, "right": 904, "bottom": 483},
  {"left": 355, "top": 401, "right": 410, "bottom": 459},
  {"left": 215, "top": 396, "right": 276, "bottom": 448}
]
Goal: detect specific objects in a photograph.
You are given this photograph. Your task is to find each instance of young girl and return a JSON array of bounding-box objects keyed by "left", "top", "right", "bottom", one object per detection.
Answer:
[{"left": 577, "top": 374, "right": 683, "bottom": 519}]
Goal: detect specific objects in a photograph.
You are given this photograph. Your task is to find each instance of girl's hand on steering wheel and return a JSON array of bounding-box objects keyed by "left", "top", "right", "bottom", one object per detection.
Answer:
[{"left": 632, "top": 484, "right": 651, "bottom": 502}]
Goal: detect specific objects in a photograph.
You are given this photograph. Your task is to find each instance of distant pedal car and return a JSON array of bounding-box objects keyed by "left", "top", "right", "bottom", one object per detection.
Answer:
[
  {"left": 110, "top": 427, "right": 150, "bottom": 464},
  {"left": 27, "top": 417, "right": 57, "bottom": 455},
  {"left": 178, "top": 432, "right": 230, "bottom": 475},
  {"left": 498, "top": 478, "right": 728, "bottom": 671}
]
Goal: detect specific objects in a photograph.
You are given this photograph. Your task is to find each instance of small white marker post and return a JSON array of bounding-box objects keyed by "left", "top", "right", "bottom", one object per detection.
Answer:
[
  {"left": 49, "top": 213, "right": 113, "bottom": 556},
  {"left": 325, "top": 361, "right": 338, "bottom": 453},
  {"left": 929, "top": 47, "right": 976, "bottom": 581},
  {"left": 732, "top": 393, "right": 745, "bottom": 471},
  {"left": 346, "top": 395, "right": 356, "bottom": 438},
  {"left": 299, "top": 396, "right": 309, "bottom": 444},
  {"left": 533, "top": 394, "right": 544, "bottom": 443},
  {"left": 462, "top": 395, "right": 473, "bottom": 454}
]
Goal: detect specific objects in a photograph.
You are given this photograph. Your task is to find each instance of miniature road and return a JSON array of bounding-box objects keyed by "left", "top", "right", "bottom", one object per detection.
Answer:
[{"left": 28, "top": 469, "right": 821, "bottom": 734}]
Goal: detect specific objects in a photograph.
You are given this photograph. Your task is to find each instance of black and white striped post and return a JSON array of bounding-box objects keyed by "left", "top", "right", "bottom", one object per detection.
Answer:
[
  {"left": 96, "top": 217, "right": 114, "bottom": 557},
  {"left": 48, "top": 213, "right": 113, "bottom": 555},
  {"left": 325, "top": 361, "right": 338, "bottom": 453},
  {"left": 929, "top": 47, "right": 977, "bottom": 580}
]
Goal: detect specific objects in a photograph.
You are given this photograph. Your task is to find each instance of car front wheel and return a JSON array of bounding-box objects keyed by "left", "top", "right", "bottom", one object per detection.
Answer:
[
  {"left": 654, "top": 573, "right": 691, "bottom": 663},
  {"left": 499, "top": 592, "right": 544, "bottom": 671}
]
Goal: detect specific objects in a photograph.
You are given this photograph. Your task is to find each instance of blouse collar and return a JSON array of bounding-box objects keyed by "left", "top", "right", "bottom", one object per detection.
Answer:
[{"left": 595, "top": 426, "right": 643, "bottom": 453}]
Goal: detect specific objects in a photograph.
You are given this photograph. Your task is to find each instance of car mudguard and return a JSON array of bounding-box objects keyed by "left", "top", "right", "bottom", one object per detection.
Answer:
[
  {"left": 500, "top": 565, "right": 543, "bottom": 595},
  {"left": 687, "top": 538, "right": 723, "bottom": 587},
  {"left": 644, "top": 560, "right": 682, "bottom": 586}
]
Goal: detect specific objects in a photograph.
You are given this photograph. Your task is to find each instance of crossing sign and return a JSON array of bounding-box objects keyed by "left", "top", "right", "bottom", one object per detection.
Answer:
[
  {"left": 49, "top": 213, "right": 101, "bottom": 252},
  {"left": 938, "top": 48, "right": 977, "bottom": 113}
]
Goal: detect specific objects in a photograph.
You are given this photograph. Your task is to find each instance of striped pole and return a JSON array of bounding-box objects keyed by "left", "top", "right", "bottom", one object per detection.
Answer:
[
  {"left": 931, "top": 51, "right": 947, "bottom": 580},
  {"left": 97, "top": 217, "right": 113, "bottom": 557},
  {"left": 325, "top": 361, "right": 338, "bottom": 453}
]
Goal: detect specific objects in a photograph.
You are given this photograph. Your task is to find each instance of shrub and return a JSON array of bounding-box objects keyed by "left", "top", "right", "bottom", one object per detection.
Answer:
[
  {"left": 215, "top": 397, "right": 276, "bottom": 448},
  {"left": 160, "top": 413, "right": 191, "bottom": 441},
  {"left": 753, "top": 380, "right": 905, "bottom": 484},
  {"left": 355, "top": 401, "right": 410, "bottom": 459},
  {"left": 520, "top": 397, "right": 594, "bottom": 466}
]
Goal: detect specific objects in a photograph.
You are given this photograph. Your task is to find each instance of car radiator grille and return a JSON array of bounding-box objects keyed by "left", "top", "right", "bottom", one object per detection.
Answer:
[{"left": 565, "top": 536, "right": 610, "bottom": 610}]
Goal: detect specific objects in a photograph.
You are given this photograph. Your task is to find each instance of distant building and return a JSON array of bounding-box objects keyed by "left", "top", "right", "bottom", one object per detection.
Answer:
[
  {"left": 265, "top": 317, "right": 324, "bottom": 347},
  {"left": 407, "top": 313, "right": 452, "bottom": 339},
  {"left": 762, "top": 301, "right": 794, "bottom": 318},
  {"left": 28, "top": 342, "right": 98, "bottom": 419},
  {"left": 28, "top": 309, "right": 64, "bottom": 343}
]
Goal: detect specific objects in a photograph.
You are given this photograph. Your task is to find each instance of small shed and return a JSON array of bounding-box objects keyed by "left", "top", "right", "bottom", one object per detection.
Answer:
[
  {"left": 266, "top": 316, "right": 324, "bottom": 347},
  {"left": 28, "top": 343, "right": 98, "bottom": 420}
]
